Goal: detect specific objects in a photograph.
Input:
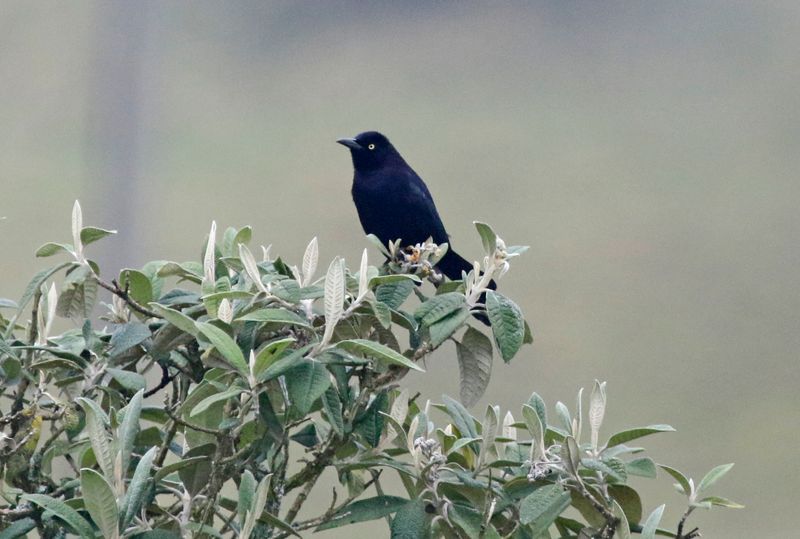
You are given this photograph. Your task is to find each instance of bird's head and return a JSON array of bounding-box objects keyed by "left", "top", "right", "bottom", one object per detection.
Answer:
[{"left": 337, "top": 131, "right": 402, "bottom": 171}]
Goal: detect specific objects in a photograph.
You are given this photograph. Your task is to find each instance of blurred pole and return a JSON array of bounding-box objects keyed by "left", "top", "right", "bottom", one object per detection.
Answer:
[{"left": 85, "top": 0, "right": 149, "bottom": 277}]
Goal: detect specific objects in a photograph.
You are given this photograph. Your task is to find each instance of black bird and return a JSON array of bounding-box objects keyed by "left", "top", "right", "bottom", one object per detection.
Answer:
[{"left": 337, "top": 131, "right": 494, "bottom": 323}]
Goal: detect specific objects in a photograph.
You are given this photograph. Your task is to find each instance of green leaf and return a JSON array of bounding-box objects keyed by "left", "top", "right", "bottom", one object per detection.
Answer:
[
  {"left": 28, "top": 357, "right": 82, "bottom": 372},
  {"left": 230, "top": 226, "right": 252, "bottom": 257},
  {"left": 522, "top": 404, "right": 544, "bottom": 458},
  {"left": 196, "top": 321, "right": 248, "bottom": 376},
  {"left": 251, "top": 337, "right": 296, "bottom": 379},
  {"left": 149, "top": 303, "right": 199, "bottom": 336},
  {"left": 190, "top": 387, "right": 246, "bottom": 417},
  {"left": 414, "top": 292, "right": 466, "bottom": 326},
  {"left": 519, "top": 484, "right": 571, "bottom": 535},
  {"left": 609, "top": 484, "right": 643, "bottom": 525},
  {"left": 240, "top": 473, "right": 273, "bottom": 539},
  {"left": 322, "top": 386, "right": 345, "bottom": 438},
  {"left": 0, "top": 356, "right": 22, "bottom": 385},
  {"left": 301, "top": 236, "right": 319, "bottom": 285},
  {"left": 258, "top": 392, "right": 284, "bottom": 444},
  {"left": 486, "top": 291, "right": 525, "bottom": 362},
  {"left": 322, "top": 257, "right": 345, "bottom": 344},
  {"left": 0, "top": 337, "right": 20, "bottom": 360},
  {"left": 289, "top": 422, "right": 318, "bottom": 449},
  {"left": 390, "top": 498, "right": 431, "bottom": 539},
  {"left": 697, "top": 495, "right": 744, "bottom": 509},
  {"left": 285, "top": 359, "right": 331, "bottom": 416},
  {"left": 238, "top": 470, "right": 257, "bottom": 526},
  {"left": 317, "top": 496, "right": 410, "bottom": 531},
  {"left": 527, "top": 392, "right": 547, "bottom": 430},
  {"left": 474, "top": 221, "right": 498, "bottom": 255},
  {"left": 81, "top": 468, "right": 119, "bottom": 538},
  {"left": 107, "top": 368, "right": 147, "bottom": 392},
  {"left": 119, "top": 269, "right": 154, "bottom": 305},
  {"left": 178, "top": 444, "right": 215, "bottom": 497},
  {"left": 76, "top": 397, "right": 113, "bottom": 481},
  {"left": 256, "top": 512, "right": 300, "bottom": 537},
  {"left": 336, "top": 339, "right": 424, "bottom": 372},
  {"left": 119, "top": 390, "right": 144, "bottom": 474},
  {"left": 697, "top": 463, "right": 734, "bottom": 494},
  {"left": 449, "top": 504, "right": 501, "bottom": 539},
  {"left": 569, "top": 488, "right": 609, "bottom": 529},
  {"left": 582, "top": 458, "right": 627, "bottom": 483},
  {"left": 369, "top": 274, "right": 422, "bottom": 288},
  {"left": 372, "top": 300, "right": 392, "bottom": 329},
  {"left": 606, "top": 425, "right": 675, "bottom": 448},
  {"left": 589, "top": 380, "right": 607, "bottom": 449},
  {"left": 141, "top": 261, "right": 166, "bottom": 299},
  {"left": 355, "top": 392, "right": 388, "bottom": 447},
  {"left": 0, "top": 298, "right": 19, "bottom": 309},
  {"left": 22, "top": 493, "right": 94, "bottom": 538},
  {"left": 157, "top": 261, "right": 203, "bottom": 283},
  {"left": 627, "top": 457, "right": 658, "bottom": 478},
  {"left": 613, "top": 500, "right": 632, "bottom": 539},
  {"left": 258, "top": 345, "right": 311, "bottom": 382},
  {"left": 153, "top": 456, "right": 209, "bottom": 483},
  {"left": 563, "top": 435, "right": 580, "bottom": 476},
  {"left": 57, "top": 265, "right": 97, "bottom": 319},
  {"left": 366, "top": 233, "right": 391, "bottom": 256},
  {"left": 448, "top": 436, "right": 482, "bottom": 454},
  {"left": 271, "top": 278, "right": 301, "bottom": 303},
  {"left": 456, "top": 327, "right": 493, "bottom": 407},
  {"left": 236, "top": 308, "right": 310, "bottom": 327},
  {"left": 109, "top": 321, "right": 151, "bottom": 356},
  {"left": 375, "top": 280, "right": 415, "bottom": 310},
  {"left": 121, "top": 446, "right": 156, "bottom": 529},
  {"left": 428, "top": 307, "right": 470, "bottom": 347},
  {"left": 441, "top": 394, "right": 478, "bottom": 439},
  {"left": 35, "top": 242, "right": 73, "bottom": 258},
  {"left": 0, "top": 518, "right": 36, "bottom": 539},
  {"left": 15, "top": 261, "right": 75, "bottom": 315},
  {"left": 659, "top": 464, "right": 692, "bottom": 495},
  {"left": 80, "top": 226, "right": 117, "bottom": 246},
  {"left": 640, "top": 504, "right": 665, "bottom": 539},
  {"left": 200, "top": 290, "right": 254, "bottom": 303},
  {"left": 523, "top": 320, "right": 534, "bottom": 344}
]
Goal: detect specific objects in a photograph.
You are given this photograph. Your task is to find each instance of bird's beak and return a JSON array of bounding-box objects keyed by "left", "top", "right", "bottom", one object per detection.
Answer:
[{"left": 336, "top": 137, "right": 362, "bottom": 150}]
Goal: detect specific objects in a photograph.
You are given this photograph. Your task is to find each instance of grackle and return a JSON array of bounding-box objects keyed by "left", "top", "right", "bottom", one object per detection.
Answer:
[{"left": 337, "top": 131, "right": 494, "bottom": 323}]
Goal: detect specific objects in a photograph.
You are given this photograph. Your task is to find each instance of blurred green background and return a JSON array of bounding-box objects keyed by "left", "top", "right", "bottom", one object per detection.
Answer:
[{"left": 2, "top": 1, "right": 798, "bottom": 537}]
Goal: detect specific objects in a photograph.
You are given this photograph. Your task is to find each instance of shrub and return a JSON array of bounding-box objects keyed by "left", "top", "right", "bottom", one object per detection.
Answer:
[{"left": 0, "top": 203, "right": 740, "bottom": 538}]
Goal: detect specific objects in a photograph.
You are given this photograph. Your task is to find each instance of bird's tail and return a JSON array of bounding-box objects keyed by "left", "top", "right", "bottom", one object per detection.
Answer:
[{"left": 437, "top": 250, "right": 496, "bottom": 326}]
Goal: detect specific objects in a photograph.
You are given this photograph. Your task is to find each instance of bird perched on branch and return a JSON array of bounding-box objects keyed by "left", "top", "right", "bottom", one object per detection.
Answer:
[{"left": 337, "top": 130, "right": 494, "bottom": 323}]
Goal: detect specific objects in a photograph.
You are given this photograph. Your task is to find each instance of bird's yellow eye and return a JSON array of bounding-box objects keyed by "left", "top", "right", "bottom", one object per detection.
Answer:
[{"left": 368, "top": 143, "right": 376, "bottom": 150}]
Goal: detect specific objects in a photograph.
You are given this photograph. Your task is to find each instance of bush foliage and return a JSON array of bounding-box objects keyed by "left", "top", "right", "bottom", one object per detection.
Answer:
[{"left": 0, "top": 203, "right": 740, "bottom": 538}]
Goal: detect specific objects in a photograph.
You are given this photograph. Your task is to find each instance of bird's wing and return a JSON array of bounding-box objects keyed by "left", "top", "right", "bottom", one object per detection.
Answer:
[{"left": 403, "top": 170, "right": 449, "bottom": 245}]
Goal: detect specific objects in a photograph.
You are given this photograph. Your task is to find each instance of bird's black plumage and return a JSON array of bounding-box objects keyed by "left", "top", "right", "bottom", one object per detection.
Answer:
[{"left": 338, "top": 131, "right": 494, "bottom": 323}]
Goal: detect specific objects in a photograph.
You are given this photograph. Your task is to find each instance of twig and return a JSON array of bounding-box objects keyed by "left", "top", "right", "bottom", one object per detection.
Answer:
[
  {"left": 275, "top": 471, "right": 384, "bottom": 537},
  {"left": 284, "top": 472, "right": 320, "bottom": 524},
  {"left": 0, "top": 505, "right": 35, "bottom": 522},
  {"left": 676, "top": 506, "right": 701, "bottom": 539},
  {"left": 568, "top": 482, "right": 618, "bottom": 538},
  {"left": 165, "top": 405, "right": 222, "bottom": 436},
  {"left": 144, "top": 363, "right": 173, "bottom": 398},
  {"left": 94, "top": 277, "right": 160, "bottom": 319}
]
